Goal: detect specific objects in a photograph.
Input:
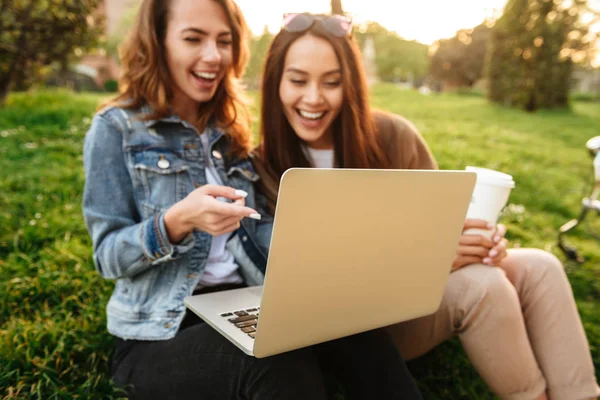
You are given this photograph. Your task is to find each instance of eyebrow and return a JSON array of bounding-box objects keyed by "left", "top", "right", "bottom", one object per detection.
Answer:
[
  {"left": 181, "top": 28, "right": 232, "bottom": 36},
  {"left": 284, "top": 68, "right": 342, "bottom": 76}
]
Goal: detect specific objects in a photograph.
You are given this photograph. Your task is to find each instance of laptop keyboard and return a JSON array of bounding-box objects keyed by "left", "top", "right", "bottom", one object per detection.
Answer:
[{"left": 220, "top": 307, "right": 260, "bottom": 339}]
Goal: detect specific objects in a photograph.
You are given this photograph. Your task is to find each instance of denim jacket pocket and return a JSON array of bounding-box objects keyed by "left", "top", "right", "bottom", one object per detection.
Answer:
[{"left": 132, "top": 149, "right": 193, "bottom": 209}]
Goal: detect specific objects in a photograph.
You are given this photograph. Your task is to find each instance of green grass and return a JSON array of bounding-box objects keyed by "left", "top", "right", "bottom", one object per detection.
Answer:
[{"left": 1, "top": 86, "right": 599, "bottom": 399}]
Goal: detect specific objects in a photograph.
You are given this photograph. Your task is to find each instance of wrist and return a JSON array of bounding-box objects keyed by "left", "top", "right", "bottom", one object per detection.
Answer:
[{"left": 164, "top": 203, "right": 192, "bottom": 244}]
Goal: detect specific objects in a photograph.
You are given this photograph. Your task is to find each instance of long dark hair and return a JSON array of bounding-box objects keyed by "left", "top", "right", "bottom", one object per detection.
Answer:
[
  {"left": 102, "top": 0, "right": 252, "bottom": 158},
  {"left": 257, "top": 17, "right": 390, "bottom": 184}
]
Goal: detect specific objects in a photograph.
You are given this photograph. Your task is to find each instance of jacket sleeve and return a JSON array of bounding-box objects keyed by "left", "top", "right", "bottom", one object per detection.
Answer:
[{"left": 82, "top": 113, "right": 194, "bottom": 280}]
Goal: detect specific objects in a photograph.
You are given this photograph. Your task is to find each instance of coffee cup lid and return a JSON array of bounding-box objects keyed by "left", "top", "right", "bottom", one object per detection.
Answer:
[{"left": 466, "top": 166, "right": 515, "bottom": 188}]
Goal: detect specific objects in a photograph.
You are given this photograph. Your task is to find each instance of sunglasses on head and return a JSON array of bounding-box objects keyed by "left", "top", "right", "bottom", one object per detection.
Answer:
[{"left": 282, "top": 13, "right": 353, "bottom": 37}]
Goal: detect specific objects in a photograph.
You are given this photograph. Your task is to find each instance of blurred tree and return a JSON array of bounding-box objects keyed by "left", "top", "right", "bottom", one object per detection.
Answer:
[
  {"left": 244, "top": 26, "right": 275, "bottom": 87},
  {"left": 486, "top": 0, "right": 594, "bottom": 111},
  {"left": 331, "top": 0, "right": 344, "bottom": 14},
  {"left": 0, "top": 0, "right": 104, "bottom": 105},
  {"left": 355, "top": 22, "right": 429, "bottom": 83},
  {"left": 429, "top": 23, "right": 491, "bottom": 88}
]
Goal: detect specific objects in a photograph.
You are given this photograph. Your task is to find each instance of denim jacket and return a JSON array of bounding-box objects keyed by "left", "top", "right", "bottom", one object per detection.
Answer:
[{"left": 83, "top": 105, "right": 271, "bottom": 341}]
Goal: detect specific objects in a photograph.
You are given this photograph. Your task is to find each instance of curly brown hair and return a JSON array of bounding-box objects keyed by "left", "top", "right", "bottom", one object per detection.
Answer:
[{"left": 102, "top": 0, "right": 252, "bottom": 157}]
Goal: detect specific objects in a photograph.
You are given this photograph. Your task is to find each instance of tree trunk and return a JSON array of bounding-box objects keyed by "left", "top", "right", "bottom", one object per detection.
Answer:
[
  {"left": 0, "top": 6, "right": 30, "bottom": 106},
  {"left": 0, "top": 50, "right": 25, "bottom": 106},
  {"left": 331, "top": 0, "right": 343, "bottom": 14},
  {"left": 0, "top": 78, "right": 11, "bottom": 106}
]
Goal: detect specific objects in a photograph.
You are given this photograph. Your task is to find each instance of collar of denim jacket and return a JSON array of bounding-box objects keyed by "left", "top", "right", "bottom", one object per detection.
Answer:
[
  {"left": 139, "top": 104, "right": 219, "bottom": 131},
  {"left": 138, "top": 104, "right": 223, "bottom": 143},
  {"left": 140, "top": 104, "right": 183, "bottom": 127}
]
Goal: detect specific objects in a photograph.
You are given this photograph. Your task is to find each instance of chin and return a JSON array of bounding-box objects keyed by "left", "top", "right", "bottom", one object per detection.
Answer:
[
  {"left": 192, "top": 91, "right": 217, "bottom": 104},
  {"left": 300, "top": 132, "right": 327, "bottom": 145}
]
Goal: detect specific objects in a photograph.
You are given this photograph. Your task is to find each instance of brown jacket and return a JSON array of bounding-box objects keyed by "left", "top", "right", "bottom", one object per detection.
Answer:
[{"left": 253, "top": 110, "right": 438, "bottom": 214}]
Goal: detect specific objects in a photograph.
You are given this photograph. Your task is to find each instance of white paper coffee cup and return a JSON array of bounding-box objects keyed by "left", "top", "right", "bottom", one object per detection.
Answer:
[{"left": 464, "top": 166, "right": 515, "bottom": 238}]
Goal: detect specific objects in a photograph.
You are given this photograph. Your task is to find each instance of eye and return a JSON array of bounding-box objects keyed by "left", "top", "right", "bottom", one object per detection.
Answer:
[
  {"left": 325, "top": 81, "right": 341, "bottom": 87},
  {"left": 184, "top": 37, "right": 200, "bottom": 43},
  {"left": 218, "top": 39, "right": 232, "bottom": 46},
  {"left": 290, "top": 79, "right": 306, "bottom": 85}
]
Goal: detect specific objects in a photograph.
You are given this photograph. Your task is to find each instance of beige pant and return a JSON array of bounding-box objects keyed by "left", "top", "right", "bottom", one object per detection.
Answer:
[{"left": 387, "top": 248, "right": 600, "bottom": 400}]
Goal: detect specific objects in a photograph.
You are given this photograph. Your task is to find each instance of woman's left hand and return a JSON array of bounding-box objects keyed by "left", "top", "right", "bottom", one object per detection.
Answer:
[{"left": 484, "top": 224, "right": 508, "bottom": 266}]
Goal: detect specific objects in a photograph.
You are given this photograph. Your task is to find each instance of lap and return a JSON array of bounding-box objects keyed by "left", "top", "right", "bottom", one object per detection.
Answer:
[
  {"left": 112, "top": 321, "right": 324, "bottom": 400},
  {"left": 113, "top": 319, "right": 420, "bottom": 400}
]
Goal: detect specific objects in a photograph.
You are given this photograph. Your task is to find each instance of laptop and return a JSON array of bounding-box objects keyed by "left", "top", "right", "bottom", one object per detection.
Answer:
[{"left": 184, "top": 168, "right": 476, "bottom": 358}]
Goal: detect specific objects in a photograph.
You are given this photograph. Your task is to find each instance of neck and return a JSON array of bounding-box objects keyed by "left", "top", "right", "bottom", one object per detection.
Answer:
[
  {"left": 305, "top": 144, "right": 334, "bottom": 151},
  {"left": 171, "top": 93, "right": 199, "bottom": 126},
  {"left": 304, "top": 128, "right": 335, "bottom": 150}
]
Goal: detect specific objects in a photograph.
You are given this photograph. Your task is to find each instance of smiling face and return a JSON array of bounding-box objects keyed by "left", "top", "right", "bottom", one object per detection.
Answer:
[
  {"left": 278, "top": 34, "right": 344, "bottom": 150},
  {"left": 164, "top": 0, "right": 233, "bottom": 120}
]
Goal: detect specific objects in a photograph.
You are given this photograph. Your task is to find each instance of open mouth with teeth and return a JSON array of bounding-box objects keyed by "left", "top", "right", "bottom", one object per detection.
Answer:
[
  {"left": 191, "top": 71, "right": 218, "bottom": 83},
  {"left": 297, "top": 109, "right": 327, "bottom": 120}
]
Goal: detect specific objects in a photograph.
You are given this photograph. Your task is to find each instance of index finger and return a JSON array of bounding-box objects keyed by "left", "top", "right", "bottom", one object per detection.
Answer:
[
  {"left": 211, "top": 201, "right": 261, "bottom": 220},
  {"left": 463, "top": 218, "right": 494, "bottom": 231}
]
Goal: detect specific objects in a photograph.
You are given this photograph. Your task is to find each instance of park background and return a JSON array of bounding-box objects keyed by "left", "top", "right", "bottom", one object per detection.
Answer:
[{"left": 1, "top": 0, "right": 600, "bottom": 398}]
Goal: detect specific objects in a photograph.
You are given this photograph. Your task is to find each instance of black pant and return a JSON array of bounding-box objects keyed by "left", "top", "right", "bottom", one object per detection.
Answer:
[{"left": 112, "top": 293, "right": 422, "bottom": 400}]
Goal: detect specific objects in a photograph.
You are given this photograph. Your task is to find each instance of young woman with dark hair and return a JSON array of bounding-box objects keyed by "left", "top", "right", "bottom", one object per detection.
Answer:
[{"left": 254, "top": 13, "right": 600, "bottom": 400}]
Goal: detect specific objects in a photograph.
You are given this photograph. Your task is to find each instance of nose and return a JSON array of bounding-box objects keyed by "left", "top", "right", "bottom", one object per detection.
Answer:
[
  {"left": 202, "top": 41, "right": 222, "bottom": 64},
  {"left": 304, "top": 83, "right": 324, "bottom": 105}
]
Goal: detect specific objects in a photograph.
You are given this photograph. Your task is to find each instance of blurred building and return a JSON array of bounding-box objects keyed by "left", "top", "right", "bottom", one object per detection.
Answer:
[
  {"left": 101, "top": 0, "right": 139, "bottom": 36},
  {"left": 78, "top": 0, "right": 139, "bottom": 88},
  {"left": 572, "top": 66, "right": 600, "bottom": 96},
  {"left": 362, "top": 37, "right": 378, "bottom": 85}
]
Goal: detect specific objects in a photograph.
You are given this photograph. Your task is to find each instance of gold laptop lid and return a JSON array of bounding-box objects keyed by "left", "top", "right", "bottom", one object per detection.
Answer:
[{"left": 253, "top": 168, "right": 475, "bottom": 358}]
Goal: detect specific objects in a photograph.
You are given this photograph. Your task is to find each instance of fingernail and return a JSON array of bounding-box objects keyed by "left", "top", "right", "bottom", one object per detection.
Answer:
[
  {"left": 235, "top": 190, "right": 248, "bottom": 198},
  {"left": 489, "top": 249, "right": 498, "bottom": 257},
  {"left": 487, "top": 222, "right": 495, "bottom": 229},
  {"left": 483, "top": 258, "right": 492, "bottom": 264},
  {"left": 249, "top": 213, "right": 261, "bottom": 220},
  {"left": 494, "top": 235, "right": 501, "bottom": 243}
]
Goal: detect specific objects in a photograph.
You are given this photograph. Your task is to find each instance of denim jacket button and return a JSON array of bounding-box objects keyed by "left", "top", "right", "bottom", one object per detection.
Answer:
[
  {"left": 242, "top": 236, "right": 248, "bottom": 242},
  {"left": 194, "top": 183, "right": 201, "bottom": 188},
  {"left": 211, "top": 150, "right": 222, "bottom": 160},
  {"left": 164, "top": 323, "right": 171, "bottom": 329},
  {"left": 157, "top": 156, "right": 170, "bottom": 169}
]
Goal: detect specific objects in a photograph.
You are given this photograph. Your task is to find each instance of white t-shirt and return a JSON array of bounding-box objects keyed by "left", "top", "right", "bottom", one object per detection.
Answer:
[
  {"left": 304, "top": 146, "right": 335, "bottom": 168},
  {"left": 196, "top": 134, "right": 243, "bottom": 287}
]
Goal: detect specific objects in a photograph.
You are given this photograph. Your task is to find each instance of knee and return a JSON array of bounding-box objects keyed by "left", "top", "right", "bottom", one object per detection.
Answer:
[
  {"left": 477, "top": 267, "right": 520, "bottom": 306},
  {"left": 531, "top": 249, "right": 565, "bottom": 276},
  {"left": 453, "top": 266, "right": 521, "bottom": 327}
]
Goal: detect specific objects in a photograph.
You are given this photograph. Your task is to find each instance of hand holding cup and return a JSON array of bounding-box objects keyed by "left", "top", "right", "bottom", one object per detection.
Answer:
[
  {"left": 463, "top": 166, "right": 515, "bottom": 239},
  {"left": 452, "top": 167, "right": 514, "bottom": 271},
  {"left": 452, "top": 220, "right": 509, "bottom": 271}
]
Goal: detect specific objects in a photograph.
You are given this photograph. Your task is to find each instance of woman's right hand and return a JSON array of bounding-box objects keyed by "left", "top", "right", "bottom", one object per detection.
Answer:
[{"left": 164, "top": 184, "right": 260, "bottom": 243}]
